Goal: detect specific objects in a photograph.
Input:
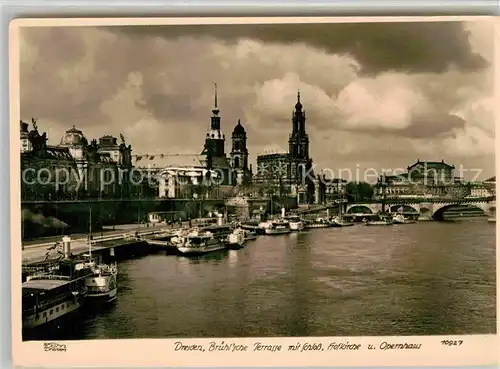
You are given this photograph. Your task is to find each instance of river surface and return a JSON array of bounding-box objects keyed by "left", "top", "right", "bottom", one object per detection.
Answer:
[{"left": 29, "top": 218, "right": 496, "bottom": 339}]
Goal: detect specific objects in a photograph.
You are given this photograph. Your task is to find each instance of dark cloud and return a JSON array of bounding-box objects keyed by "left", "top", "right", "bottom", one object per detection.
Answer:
[{"left": 110, "top": 21, "right": 488, "bottom": 74}]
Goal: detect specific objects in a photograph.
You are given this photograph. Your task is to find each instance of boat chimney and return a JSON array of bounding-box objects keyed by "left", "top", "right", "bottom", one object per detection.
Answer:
[
  {"left": 62, "top": 236, "right": 71, "bottom": 259},
  {"left": 326, "top": 208, "right": 330, "bottom": 219},
  {"left": 281, "top": 207, "right": 286, "bottom": 218},
  {"left": 217, "top": 213, "right": 223, "bottom": 226}
]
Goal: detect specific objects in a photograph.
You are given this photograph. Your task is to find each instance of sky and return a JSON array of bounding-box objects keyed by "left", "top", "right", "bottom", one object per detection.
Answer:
[{"left": 19, "top": 19, "right": 495, "bottom": 181}]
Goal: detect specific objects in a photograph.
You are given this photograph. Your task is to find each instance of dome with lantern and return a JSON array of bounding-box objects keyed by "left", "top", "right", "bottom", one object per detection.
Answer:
[
  {"left": 232, "top": 119, "right": 246, "bottom": 135},
  {"left": 60, "top": 125, "right": 87, "bottom": 147}
]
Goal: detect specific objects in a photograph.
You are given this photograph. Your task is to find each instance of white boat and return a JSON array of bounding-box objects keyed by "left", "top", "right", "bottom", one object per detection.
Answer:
[
  {"left": 84, "top": 260, "right": 118, "bottom": 303},
  {"left": 487, "top": 218, "right": 496, "bottom": 223},
  {"left": 286, "top": 215, "right": 305, "bottom": 231},
  {"left": 265, "top": 219, "right": 291, "bottom": 235},
  {"left": 82, "top": 206, "right": 118, "bottom": 304},
  {"left": 258, "top": 220, "right": 272, "bottom": 231},
  {"left": 173, "top": 229, "right": 226, "bottom": 255},
  {"left": 392, "top": 214, "right": 417, "bottom": 224},
  {"left": 366, "top": 216, "right": 394, "bottom": 226},
  {"left": 306, "top": 217, "right": 330, "bottom": 229},
  {"left": 227, "top": 228, "right": 246, "bottom": 249},
  {"left": 22, "top": 259, "right": 93, "bottom": 330}
]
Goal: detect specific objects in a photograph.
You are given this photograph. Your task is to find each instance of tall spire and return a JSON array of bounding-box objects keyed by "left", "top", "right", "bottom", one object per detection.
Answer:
[
  {"left": 295, "top": 89, "right": 303, "bottom": 111},
  {"left": 212, "top": 83, "right": 219, "bottom": 115}
]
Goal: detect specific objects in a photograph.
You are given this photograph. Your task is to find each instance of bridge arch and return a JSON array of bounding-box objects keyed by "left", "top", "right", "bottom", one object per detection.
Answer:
[
  {"left": 346, "top": 205, "right": 374, "bottom": 214},
  {"left": 420, "top": 206, "right": 432, "bottom": 217},
  {"left": 389, "top": 204, "right": 419, "bottom": 214},
  {"left": 432, "top": 203, "right": 488, "bottom": 221}
]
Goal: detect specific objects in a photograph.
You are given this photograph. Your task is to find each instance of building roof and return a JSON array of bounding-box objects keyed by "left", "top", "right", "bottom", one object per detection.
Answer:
[
  {"left": 45, "top": 146, "right": 75, "bottom": 161},
  {"left": 232, "top": 119, "right": 246, "bottom": 135},
  {"left": 23, "top": 279, "right": 70, "bottom": 292},
  {"left": 257, "top": 153, "right": 290, "bottom": 161},
  {"left": 22, "top": 145, "right": 75, "bottom": 162},
  {"left": 407, "top": 159, "right": 455, "bottom": 170},
  {"left": 134, "top": 154, "right": 206, "bottom": 169},
  {"left": 60, "top": 125, "right": 87, "bottom": 147},
  {"left": 485, "top": 176, "right": 496, "bottom": 183}
]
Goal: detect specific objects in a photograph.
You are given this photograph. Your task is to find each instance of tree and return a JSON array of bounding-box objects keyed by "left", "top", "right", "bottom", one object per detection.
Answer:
[{"left": 346, "top": 181, "right": 374, "bottom": 202}]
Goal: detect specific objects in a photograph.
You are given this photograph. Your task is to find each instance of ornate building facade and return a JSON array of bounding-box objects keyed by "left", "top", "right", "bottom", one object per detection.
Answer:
[
  {"left": 375, "top": 159, "right": 469, "bottom": 199},
  {"left": 20, "top": 119, "right": 133, "bottom": 201}
]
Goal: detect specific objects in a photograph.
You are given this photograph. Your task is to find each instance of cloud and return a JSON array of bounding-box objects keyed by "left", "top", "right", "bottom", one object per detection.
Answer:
[
  {"left": 19, "top": 19, "right": 495, "bottom": 181},
  {"left": 111, "top": 21, "right": 487, "bottom": 74}
]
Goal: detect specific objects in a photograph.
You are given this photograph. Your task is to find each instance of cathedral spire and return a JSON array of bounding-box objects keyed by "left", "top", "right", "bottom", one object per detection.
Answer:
[
  {"left": 295, "top": 90, "right": 303, "bottom": 111},
  {"left": 212, "top": 83, "right": 219, "bottom": 115}
]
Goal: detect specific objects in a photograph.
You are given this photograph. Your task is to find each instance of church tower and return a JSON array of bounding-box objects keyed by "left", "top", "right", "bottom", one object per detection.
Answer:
[
  {"left": 230, "top": 119, "right": 249, "bottom": 171},
  {"left": 288, "top": 91, "right": 309, "bottom": 160},
  {"left": 202, "top": 83, "right": 226, "bottom": 168},
  {"left": 230, "top": 119, "right": 251, "bottom": 185}
]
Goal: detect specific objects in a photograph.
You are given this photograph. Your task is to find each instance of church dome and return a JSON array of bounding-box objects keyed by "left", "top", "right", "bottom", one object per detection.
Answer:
[
  {"left": 233, "top": 119, "right": 246, "bottom": 134},
  {"left": 60, "top": 125, "right": 86, "bottom": 147}
]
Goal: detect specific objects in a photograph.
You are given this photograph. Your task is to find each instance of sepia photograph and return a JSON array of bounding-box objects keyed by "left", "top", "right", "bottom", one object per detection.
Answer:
[{"left": 10, "top": 16, "right": 497, "bottom": 367}]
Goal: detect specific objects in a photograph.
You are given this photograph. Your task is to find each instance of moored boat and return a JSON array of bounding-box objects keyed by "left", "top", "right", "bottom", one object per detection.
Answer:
[
  {"left": 487, "top": 217, "right": 496, "bottom": 223},
  {"left": 22, "top": 258, "right": 93, "bottom": 331},
  {"left": 265, "top": 219, "right": 291, "bottom": 235},
  {"left": 227, "top": 228, "right": 246, "bottom": 249},
  {"left": 286, "top": 215, "right": 305, "bottom": 231},
  {"left": 330, "top": 216, "right": 354, "bottom": 227},
  {"left": 306, "top": 217, "right": 330, "bottom": 229},
  {"left": 366, "top": 217, "right": 394, "bottom": 226},
  {"left": 243, "top": 230, "right": 258, "bottom": 241},
  {"left": 241, "top": 220, "right": 265, "bottom": 234},
  {"left": 173, "top": 229, "right": 226, "bottom": 255},
  {"left": 392, "top": 214, "right": 417, "bottom": 224},
  {"left": 84, "top": 260, "right": 118, "bottom": 304}
]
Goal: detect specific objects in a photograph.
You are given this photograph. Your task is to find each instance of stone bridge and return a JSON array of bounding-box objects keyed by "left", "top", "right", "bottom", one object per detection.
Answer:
[{"left": 345, "top": 197, "right": 495, "bottom": 221}]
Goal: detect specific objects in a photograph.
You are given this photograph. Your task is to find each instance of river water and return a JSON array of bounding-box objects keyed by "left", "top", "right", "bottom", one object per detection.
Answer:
[{"left": 32, "top": 218, "right": 496, "bottom": 339}]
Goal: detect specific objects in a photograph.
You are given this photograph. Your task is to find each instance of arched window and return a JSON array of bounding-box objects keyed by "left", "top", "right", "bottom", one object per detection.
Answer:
[{"left": 234, "top": 157, "right": 240, "bottom": 169}]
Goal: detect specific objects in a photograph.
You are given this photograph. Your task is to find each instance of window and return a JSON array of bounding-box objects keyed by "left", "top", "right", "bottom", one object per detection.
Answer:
[
  {"left": 49, "top": 309, "right": 53, "bottom": 315},
  {"left": 56, "top": 307, "right": 59, "bottom": 312},
  {"left": 43, "top": 312, "right": 47, "bottom": 318}
]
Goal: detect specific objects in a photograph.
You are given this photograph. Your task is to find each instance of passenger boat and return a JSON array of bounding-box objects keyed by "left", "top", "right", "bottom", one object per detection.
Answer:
[
  {"left": 286, "top": 215, "right": 305, "bottom": 231},
  {"left": 22, "top": 258, "right": 93, "bottom": 330},
  {"left": 241, "top": 219, "right": 266, "bottom": 234},
  {"left": 227, "top": 228, "right": 246, "bottom": 249},
  {"left": 265, "top": 219, "right": 291, "bottom": 235},
  {"left": 83, "top": 258, "right": 118, "bottom": 304},
  {"left": 306, "top": 217, "right": 330, "bottom": 229},
  {"left": 82, "top": 207, "right": 119, "bottom": 304},
  {"left": 392, "top": 213, "right": 416, "bottom": 224},
  {"left": 366, "top": 217, "right": 394, "bottom": 226},
  {"left": 329, "top": 201, "right": 354, "bottom": 227},
  {"left": 172, "top": 229, "right": 226, "bottom": 255}
]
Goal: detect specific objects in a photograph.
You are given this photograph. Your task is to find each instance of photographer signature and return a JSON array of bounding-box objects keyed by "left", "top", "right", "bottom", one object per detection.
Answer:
[{"left": 44, "top": 342, "right": 67, "bottom": 352}]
